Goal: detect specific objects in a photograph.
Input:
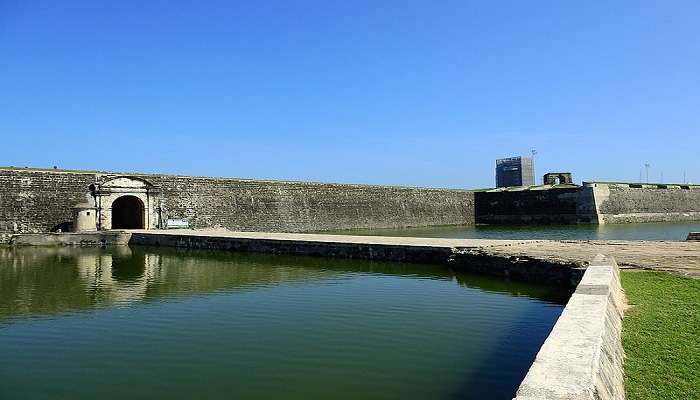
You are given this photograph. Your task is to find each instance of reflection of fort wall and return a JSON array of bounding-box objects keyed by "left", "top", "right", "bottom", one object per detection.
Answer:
[
  {"left": 137, "top": 250, "right": 344, "bottom": 298},
  {"left": 1, "top": 247, "right": 345, "bottom": 320},
  {"left": 0, "top": 246, "right": 567, "bottom": 322},
  {"left": 75, "top": 249, "right": 163, "bottom": 306}
]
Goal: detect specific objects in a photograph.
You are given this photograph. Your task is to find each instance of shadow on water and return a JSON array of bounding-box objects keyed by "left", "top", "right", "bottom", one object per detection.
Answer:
[
  {"left": 446, "top": 304, "right": 559, "bottom": 400},
  {"left": 0, "top": 245, "right": 568, "bottom": 322}
]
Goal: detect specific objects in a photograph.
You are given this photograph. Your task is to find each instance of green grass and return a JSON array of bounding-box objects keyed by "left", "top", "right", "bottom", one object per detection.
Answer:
[{"left": 621, "top": 271, "right": 700, "bottom": 400}]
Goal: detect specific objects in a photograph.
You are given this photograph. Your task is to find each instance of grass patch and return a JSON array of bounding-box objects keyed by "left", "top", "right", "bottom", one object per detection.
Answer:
[{"left": 621, "top": 271, "right": 699, "bottom": 400}]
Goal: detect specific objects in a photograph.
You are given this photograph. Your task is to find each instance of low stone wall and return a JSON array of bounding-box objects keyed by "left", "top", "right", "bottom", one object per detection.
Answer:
[
  {"left": 130, "top": 231, "right": 456, "bottom": 264},
  {"left": 128, "top": 231, "right": 585, "bottom": 287},
  {"left": 7, "top": 230, "right": 589, "bottom": 287},
  {"left": 513, "top": 254, "right": 626, "bottom": 400},
  {"left": 448, "top": 248, "right": 585, "bottom": 287},
  {"left": 9, "top": 232, "right": 131, "bottom": 246}
]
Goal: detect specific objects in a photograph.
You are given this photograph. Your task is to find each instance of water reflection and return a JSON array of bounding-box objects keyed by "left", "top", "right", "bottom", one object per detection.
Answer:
[
  {"left": 0, "top": 246, "right": 567, "bottom": 400},
  {"left": 0, "top": 246, "right": 567, "bottom": 321}
]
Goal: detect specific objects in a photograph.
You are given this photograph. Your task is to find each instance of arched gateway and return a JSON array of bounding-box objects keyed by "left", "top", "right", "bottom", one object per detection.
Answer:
[
  {"left": 89, "top": 176, "right": 160, "bottom": 230},
  {"left": 111, "top": 195, "right": 145, "bottom": 229}
]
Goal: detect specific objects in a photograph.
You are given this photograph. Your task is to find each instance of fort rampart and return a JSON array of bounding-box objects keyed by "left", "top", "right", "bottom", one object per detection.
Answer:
[
  {"left": 0, "top": 168, "right": 475, "bottom": 235},
  {"left": 2, "top": 168, "right": 699, "bottom": 237},
  {"left": 474, "top": 186, "right": 598, "bottom": 224},
  {"left": 590, "top": 182, "right": 700, "bottom": 223},
  {"left": 474, "top": 182, "right": 700, "bottom": 224}
]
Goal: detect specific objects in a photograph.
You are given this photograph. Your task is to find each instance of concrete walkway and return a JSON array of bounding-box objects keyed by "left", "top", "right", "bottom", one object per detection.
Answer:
[
  {"left": 130, "top": 229, "right": 537, "bottom": 248},
  {"left": 129, "top": 230, "right": 700, "bottom": 278}
]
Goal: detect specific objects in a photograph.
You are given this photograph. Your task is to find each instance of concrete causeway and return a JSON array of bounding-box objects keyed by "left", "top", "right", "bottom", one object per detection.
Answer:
[
  {"left": 130, "top": 229, "right": 534, "bottom": 249},
  {"left": 10, "top": 229, "right": 700, "bottom": 279},
  {"left": 126, "top": 229, "right": 700, "bottom": 278},
  {"left": 117, "top": 230, "right": 700, "bottom": 278}
]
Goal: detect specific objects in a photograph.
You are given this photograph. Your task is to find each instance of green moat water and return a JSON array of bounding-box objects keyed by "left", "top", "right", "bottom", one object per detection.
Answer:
[
  {"left": 0, "top": 246, "right": 566, "bottom": 400},
  {"left": 331, "top": 221, "right": 700, "bottom": 240}
]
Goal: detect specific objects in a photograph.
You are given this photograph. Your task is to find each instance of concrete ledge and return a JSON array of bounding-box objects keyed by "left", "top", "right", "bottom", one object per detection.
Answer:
[
  {"left": 475, "top": 214, "right": 596, "bottom": 225},
  {"left": 9, "top": 232, "right": 131, "bottom": 246},
  {"left": 513, "top": 254, "right": 626, "bottom": 400},
  {"left": 599, "top": 212, "right": 700, "bottom": 224}
]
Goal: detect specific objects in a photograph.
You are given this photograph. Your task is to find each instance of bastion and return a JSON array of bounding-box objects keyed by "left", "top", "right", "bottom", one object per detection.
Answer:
[{"left": 475, "top": 181, "right": 700, "bottom": 224}]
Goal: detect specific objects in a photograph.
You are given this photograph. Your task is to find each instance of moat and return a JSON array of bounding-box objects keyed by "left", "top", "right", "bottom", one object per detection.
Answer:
[
  {"left": 329, "top": 221, "right": 700, "bottom": 240},
  {"left": 0, "top": 246, "right": 566, "bottom": 400}
]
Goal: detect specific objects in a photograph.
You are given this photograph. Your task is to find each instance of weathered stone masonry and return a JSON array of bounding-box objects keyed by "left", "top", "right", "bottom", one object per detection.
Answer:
[
  {"left": 590, "top": 182, "right": 700, "bottom": 223},
  {"left": 0, "top": 169, "right": 95, "bottom": 233},
  {"left": 3, "top": 168, "right": 698, "bottom": 238},
  {"left": 474, "top": 186, "right": 598, "bottom": 224},
  {"left": 0, "top": 168, "right": 475, "bottom": 235},
  {"left": 474, "top": 182, "right": 700, "bottom": 224}
]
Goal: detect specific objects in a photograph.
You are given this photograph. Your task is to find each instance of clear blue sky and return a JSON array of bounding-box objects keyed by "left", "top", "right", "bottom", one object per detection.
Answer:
[{"left": 1, "top": 1, "right": 698, "bottom": 188}]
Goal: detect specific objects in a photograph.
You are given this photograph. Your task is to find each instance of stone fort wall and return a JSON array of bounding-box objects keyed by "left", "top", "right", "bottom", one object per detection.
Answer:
[
  {"left": 4, "top": 168, "right": 698, "bottom": 237},
  {"left": 474, "top": 186, "right": 599, "bottom": 224},
  {"left": 590, "top": 182, "right": 700, "bottom": 223},
  {"left": 0, "top": 169, "right": 96, "bottom": 233},
  {"left": 473, "top": 182, "right": 700, "bottom": 225},
  {"left": 0, "top": 168, "right": 475, "bottom": 234}
]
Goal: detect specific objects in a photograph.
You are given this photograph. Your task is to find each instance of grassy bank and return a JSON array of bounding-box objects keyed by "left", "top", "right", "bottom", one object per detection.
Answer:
[{"left": 621, "top": 271, "right": 699, "bottom": 400}]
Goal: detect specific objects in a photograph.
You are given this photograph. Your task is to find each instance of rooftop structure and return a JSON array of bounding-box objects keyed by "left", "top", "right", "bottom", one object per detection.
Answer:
[{"left": 543, "top": 172, "right": 574, "bottom": 185}]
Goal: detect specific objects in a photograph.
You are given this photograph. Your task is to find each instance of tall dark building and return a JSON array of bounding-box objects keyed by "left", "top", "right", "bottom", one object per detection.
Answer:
[{"left": 495, "top": 156, "right": 534, "bottom": 188}]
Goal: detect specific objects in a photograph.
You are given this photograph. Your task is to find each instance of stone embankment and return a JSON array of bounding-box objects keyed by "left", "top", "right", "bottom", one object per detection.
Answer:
[
  {"left": 128, "top": 230, "right": 585, "bottom": 287},
  {"left": 130, "top": 230, "right": 700, "bottom": 278},
  {"left": 6, "top": 230, "right": 700, "bottom": 279},
  {"left": 513, "top": 255, "right": 626, "bottom": 400}
]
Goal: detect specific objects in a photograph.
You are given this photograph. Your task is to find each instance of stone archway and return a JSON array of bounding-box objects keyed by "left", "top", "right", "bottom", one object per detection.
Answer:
[
  {"left": 543, "top": 172, "right": 573, "bottom": 185},
  {"left": 111, "top": 195, "right": 145, "bottom": 229},
  {"left": 91, "top": 176, "right": 161, "bottom": 230}
]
